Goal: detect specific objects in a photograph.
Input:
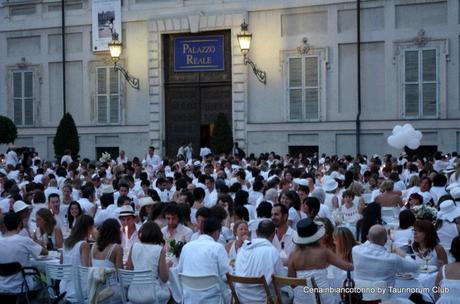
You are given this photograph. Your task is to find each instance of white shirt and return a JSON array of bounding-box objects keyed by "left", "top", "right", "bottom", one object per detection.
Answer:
[
  {"left": 177, "top": 234, "right": 231, "bottom": 303},
  {"left": 161, "top": 223, "right": 193, "bottom": 242},
  {"left": 5, "top": 150, "right": 18, "bottom": 167},
  {"left": 272, "top": 226, "right": 295, "bottom": 257},
  {"left": 204, "top": 188, "right": 218, "bottom": 208},
  {"left": 199, "top": 147, "right": 212, "bottom": 158},
  {"left": 77, "top": 198, "right": 94, "bottom": 215},
  {"left": 352, "top": 241, "right": 419, "bottom": 287},
  {"left": 0, "top": 234, "right": 42, "bottom": 293},
  {"left": 235, "top": 238, "right": 284, "bottom": 304},
  {"left": 143, "top": 154, "right": 162, "bottom": 174},
  {"left": 248, "top": 191, "right": 263, "bottom": 206}
]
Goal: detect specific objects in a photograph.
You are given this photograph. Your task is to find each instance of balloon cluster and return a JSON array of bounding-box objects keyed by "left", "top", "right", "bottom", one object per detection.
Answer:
[{"left": 387, "top": 124, "right": 423, "bottom": 150}]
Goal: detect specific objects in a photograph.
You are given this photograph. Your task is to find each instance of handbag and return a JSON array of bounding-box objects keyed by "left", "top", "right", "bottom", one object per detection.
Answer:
[{"left": 340, "top": 270, "right": 362, "bottom": 304}]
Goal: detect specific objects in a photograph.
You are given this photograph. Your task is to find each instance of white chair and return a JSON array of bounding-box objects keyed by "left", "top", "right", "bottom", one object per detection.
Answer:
[
  {"left": 118, "top": 269, "right": 158, "bottom": 304},
  {"left": 77, "top": 266, "right": 90, "bottom": 302},
  {"left": 46, "top": 263, "right": 83, "bottom": 303},
  {"left": 354, "top": 278, "right": 389, "bottom": 301},
  {"left": 178, "top": 273, "right": 227, "bottom": 304}
]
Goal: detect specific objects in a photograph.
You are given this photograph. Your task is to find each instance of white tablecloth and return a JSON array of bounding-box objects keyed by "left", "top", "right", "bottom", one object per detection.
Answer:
[{"left": 393, "top": 271, "right": 437, "bottom": 302}]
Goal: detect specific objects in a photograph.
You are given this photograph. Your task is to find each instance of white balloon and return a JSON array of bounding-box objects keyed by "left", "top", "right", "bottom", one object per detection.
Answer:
[
  {"left": 407, "top": 138, "right": 420, "bottom": 150},
  {"left": 402, "top": 124, "right": 413, "bottom": 132},
  {"left": 414, "top": 130, "right": 423, "bottom": 140},
  {"left": 393, "top": 125, "right": 403, "bottom": 135}
]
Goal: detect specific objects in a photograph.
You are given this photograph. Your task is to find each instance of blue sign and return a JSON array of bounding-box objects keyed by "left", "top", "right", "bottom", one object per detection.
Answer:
[{"left": 174, "top": 35, "right": 224, "bottom": 72}]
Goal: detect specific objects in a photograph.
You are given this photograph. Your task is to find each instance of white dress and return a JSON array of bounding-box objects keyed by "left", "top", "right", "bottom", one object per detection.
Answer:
[
  {"left": 91, "top": 244, "right": 122, "bottom": 304},
  {"left": 128, "top": 243, "right": 170, "bottom": 304},
  {"left": 60, "top": 240, "right": 84, "bottom": 299},
  {"left": 294, "top": 268, "right": 335, "bottom": 304},
  {"left": 436, "top": 265, "right": 460, "bottom": 304}
]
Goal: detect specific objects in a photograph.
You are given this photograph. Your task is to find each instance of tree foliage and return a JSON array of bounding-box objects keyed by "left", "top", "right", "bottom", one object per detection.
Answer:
[
  {"left": 0, "top": 115, "right": 17, "bottom": 144},
  {"left": 210, "top": 113, "right": 233, "bottom": 155},
  {"left": 53, "top": 113, "right": 79, "bottom": 160}
]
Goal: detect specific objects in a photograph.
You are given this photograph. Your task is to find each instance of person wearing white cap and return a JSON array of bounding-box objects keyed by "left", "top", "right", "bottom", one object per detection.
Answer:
[
  {"left": 436, "top": 200, "right": 460, "bottom": 251},
  {"left": 289, "top": 218, "right": 353, "bottom": 304},
  {"left": 13, "top": 200, "right": 32, "bottom": 238}
]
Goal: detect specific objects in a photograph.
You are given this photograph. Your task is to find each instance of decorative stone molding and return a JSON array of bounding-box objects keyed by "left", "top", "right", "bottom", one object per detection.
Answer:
[{"left": 147, "top": 12, "right": 248, "bottom": 155}]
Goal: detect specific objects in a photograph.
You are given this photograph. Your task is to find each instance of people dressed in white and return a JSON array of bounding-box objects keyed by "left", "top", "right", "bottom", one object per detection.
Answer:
[
  {"left": 176, "top": 218, "right": 231, "bottom": 304},
  {"left": 161, "top": 204, "right": 193, "bottom": 242},
  {"left": 126, "top": 222, "right": 170, "bottom": 304},
  {"left": 234, "top": 220, "right": 284, "bottom": 304},
  {"left": 434, "top": 236, "right": 460, "bottom": 303},
  {"left": 143, "top": 146, "right": 162, "bottom": 176},
  {"left": 0, "top": 212, "right": 47, "bottom": 294},
  {"left": 436, "top": 200, "right": 460, "bottom": 251},
  {"left": 352, "top": 225, "right": 419, "bottom": 288}
]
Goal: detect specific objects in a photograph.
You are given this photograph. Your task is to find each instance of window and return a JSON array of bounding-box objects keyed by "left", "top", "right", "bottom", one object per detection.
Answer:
[
  {"left": 96, "top": 67, "right": 121, "bottom": 124},
  {"left": 288, "top": 56, "right": 320, "bottom": 120},
  {"left": 403, "top": 49, "right": 438, "bottom": 118},
  {"left": 12, "top": 71, "right": 34, "bottom": 126}
]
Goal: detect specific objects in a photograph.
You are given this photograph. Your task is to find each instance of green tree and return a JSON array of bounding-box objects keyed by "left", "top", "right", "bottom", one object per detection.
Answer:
[
  {"left": 0, "top": 115, "right": 17, "bottom": 144},
  {"left": 53, "top": 113, "right": 79, "bottom": 160},
  {"left": 210, "top": 113, "right": 233, "bottom": 155}
]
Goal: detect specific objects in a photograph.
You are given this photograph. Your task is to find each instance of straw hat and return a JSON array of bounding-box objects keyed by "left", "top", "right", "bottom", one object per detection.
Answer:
[{"left": 118, "top": 205, "right": 135, "bottom": 217}]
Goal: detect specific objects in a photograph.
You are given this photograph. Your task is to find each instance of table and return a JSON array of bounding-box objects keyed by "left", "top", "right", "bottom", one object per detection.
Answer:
[{"left": 393, "top": 270, "right": 437, "bottom": 302}]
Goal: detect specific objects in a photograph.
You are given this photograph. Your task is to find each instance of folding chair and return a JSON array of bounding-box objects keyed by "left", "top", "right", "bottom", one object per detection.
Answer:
[
  {"left": 271, "top": 275, "right": 321, "bottom": 304},
  {"left": 118, "top": 269, "right": 158, "bottom": 304},
  {"left": 0, "top": 262, "right": 41, "bottom": 303},
  {"left": 226, "top": 273, "right": 274, "bottom": 304},
  {"left": 46, "top": 263, "right": 83, "bottom": 303},
  {"left": 178, "top": 273, "right": 227, "bottom": 304}
]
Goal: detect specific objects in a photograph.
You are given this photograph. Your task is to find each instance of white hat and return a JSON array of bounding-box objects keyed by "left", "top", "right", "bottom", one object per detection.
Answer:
[
  {"left": 437, "top": 200, "right": 460, "bottom": 222},
  {"left": 118, "top": 205, "right": 135, "bottom": 217},
  {"left": 293, "top": 178, "right": 308, "bottom": 187},
  {"left": 330, "top": 171, "right": 345, "bottom": 181},
  {"left": 101, "top": 185, "right": 115, "bottom": 194},
  {"left": 139, "top": 197, "right": 157, "bottom": 208},
  {"left": 193, "top": 161, "right": 201, "bottom": 167},
  {"left": 13, "top": 200, "right": 31, "bottom": 213},
  {"left": 322, "top": 178, "right": 338, "bottom": 192},
  {"left": 450, "top": 187, "right": 460, "bottom": 200},
  {"left": 292, "top": 219, "right": 325, "bottom": 245}
]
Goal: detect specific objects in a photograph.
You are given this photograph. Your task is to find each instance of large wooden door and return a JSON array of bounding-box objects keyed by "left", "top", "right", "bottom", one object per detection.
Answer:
[{"left": 164, "top": 31, "right": 232, "bottom": 157}]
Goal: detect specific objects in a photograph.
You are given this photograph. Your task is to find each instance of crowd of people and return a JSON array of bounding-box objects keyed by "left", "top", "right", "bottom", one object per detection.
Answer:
[{"left": 1, "top": 144, "right": 460, "bottom": 303}]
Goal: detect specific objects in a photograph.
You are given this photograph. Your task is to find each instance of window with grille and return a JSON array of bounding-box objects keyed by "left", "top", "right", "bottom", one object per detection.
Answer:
[
  {"left": 12, "top": 71, "right": 34, "bottom": 126},
  {"left": 287, "top": 55, "right": 320, "bottom": 120},
  {"left": 403, "top": 49, "right": 438, "bottom": 118},
  {"left": 96, "top": 67, "right": 121, "bottom": 124}
]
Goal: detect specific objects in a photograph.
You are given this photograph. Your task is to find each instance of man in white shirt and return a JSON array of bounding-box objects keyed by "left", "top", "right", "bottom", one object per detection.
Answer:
[
  {"left": 177, "top": 217, "right": 231, "bottom": 304},
  {"left": 271, "top": 204, "right": 295, "bottom": 257},
  {"left": 204, "top": 176, "right": 218, "bottom": 208},
  {"left": 77, "top": 186, "right": 96, "bottom": 217},
  {"left": 352, "top": 225, "right": 419, "bottom": 289},
  {"left": 5, "top": 148, "right": 18, "bottom": 167},
  {"left": 0, "top": 212, "right": 47, "bottom": 294},
  {"left": 235, "top": 220, "right": 284, "bottom": 304},
  {"left": 116, "top": 150, "right": 128, "bottom": 165},
  {"left": 143, "top": 146, "right": 162, "bottom": 176},
  {"left": 161, "top": 204, "right": 193, "bottom": 242},
  {"left": 47, "top": 193, "right": 66, "bottom": 229}
]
